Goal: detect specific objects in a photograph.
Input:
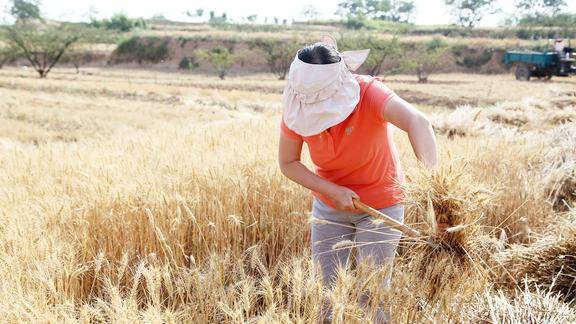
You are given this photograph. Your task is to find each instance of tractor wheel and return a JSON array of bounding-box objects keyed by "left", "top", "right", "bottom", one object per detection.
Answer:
[{"left": 515, "top": 63, "right": 531, "bottom": 81}]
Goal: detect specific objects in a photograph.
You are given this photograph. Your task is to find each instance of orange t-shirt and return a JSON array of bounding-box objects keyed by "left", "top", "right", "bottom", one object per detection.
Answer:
[{"left": 280, "top": 74, "right": 405, "bottom": 210}]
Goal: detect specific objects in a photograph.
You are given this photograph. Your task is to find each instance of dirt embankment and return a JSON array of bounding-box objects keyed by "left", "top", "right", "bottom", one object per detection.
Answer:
[{"left": 70, "top": 36, "right": 512, "bottom": 75}]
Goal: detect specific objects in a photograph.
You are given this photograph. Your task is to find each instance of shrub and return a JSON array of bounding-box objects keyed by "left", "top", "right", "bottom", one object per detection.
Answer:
[
  {"left": 402, "top": 37, "right": 448, "bottom": 82},
  {"left": 195, "top": 46, "right": 239, "bottom": 80},
  {"left": 251, "top": 39, "right": 302, "bottom": 80},
  {"left": 178, "top": 56, "right": 199, "bottom": 70},
  {"left": 115, "top": 36, "right": 169, "bottom": 64},
  {"left": 452, "top": 45, "right": 493, "bottom": 69},
  {"left": 344, "top": 16, "right": 367, "bottom": 30},
  {"left": 515, "top": 26, "right": 576, "bottom": 40},
  {"left": 519, "top": 13, "right": 576, "bottom": 28},
  {"left": 90, "top": 13, "right": 147, "bottom": 32}
]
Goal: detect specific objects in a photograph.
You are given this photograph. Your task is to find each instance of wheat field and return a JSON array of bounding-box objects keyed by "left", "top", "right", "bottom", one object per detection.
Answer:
[{"left": 0, "top": 67, "right": 575, "bottom": 323}]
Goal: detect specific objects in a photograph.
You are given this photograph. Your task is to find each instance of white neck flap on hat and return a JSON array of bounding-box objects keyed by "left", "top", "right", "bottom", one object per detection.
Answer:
[{"left": 281, "top": 46, "right": 370, "bottom": 137}]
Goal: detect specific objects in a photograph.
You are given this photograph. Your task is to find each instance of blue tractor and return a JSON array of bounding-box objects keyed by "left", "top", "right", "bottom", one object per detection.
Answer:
[{"left": 503, "top": 40, "right": 576, "bottom": 81}]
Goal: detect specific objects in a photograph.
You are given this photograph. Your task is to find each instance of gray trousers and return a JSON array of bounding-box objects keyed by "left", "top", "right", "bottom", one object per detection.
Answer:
[{"left": 311, "top": 196, "right": 404, "bottom": 323}]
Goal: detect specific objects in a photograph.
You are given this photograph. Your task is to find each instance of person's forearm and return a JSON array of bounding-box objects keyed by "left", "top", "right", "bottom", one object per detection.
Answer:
[
  {"left": 407, "top": 117, "right": 438, "bottom": 169},
  {"left": 280, "top": 161, "right": 339, "bottom": 196}
]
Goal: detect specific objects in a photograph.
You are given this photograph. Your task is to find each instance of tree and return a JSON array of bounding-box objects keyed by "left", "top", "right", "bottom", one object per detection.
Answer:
[
  {"left": 515, "top": 0, "right": 566, "bottom": 16},
  {"left": 0, "top": 44, "right": 18, "bottom": 69},
  {"left": 337, "top": 0, "right": 367, "bottom": 19},
  {"left": 150, "top": 13, "right": 166, "bottom": 20},
  {"left": 444, "top": 0, "right": 499, "bottom": 27},
  {"left": 110, "top": 13, "right": 144, "bottom": 31},
  {"left": 4, "top": 23, "right": 81, "bottom": 78},
  {"left": 246, "top": 15, "right": 258, "bottom": 23},
  {"left": 301, "top": 5, "right": 320, "bottom": 21},
  {"left": 90, "top": 13, "right": 147, "bottom": 32},
  {"left": 195, "top": 46, "right": 238, "bottom": 80},
  {"left": 543, "top": 0, "right": 566, "bottom": 15},
  {"left": 10, "top": 0, "right": 41, "bottom": 21},
  {"left": 516, "top": 0, "right": 537, "bottom": 13},
  {"left": 389, "top": 0, "right": 415, "bottom": 22},
  {"left": 402, "top": 37, "right": 448, "bottom": 82},
  {"left": 337, "top": 0, "right": 369, "bottom": 28},
  {"left": 186, "top": 8, "right": 205, "bottom": 22},
  {"left": 0, "top": 47, "right": 7, "bottom": 69},
  {"left": 517, "top": 12, "right": 575, "bottom": 27},
  {"left": 337, "top": 0, "right": 416, "bottom": 24},
  {"left": 365, "top": 0, "right": 392, "bottom": 19},
  {"left": 253, "top": 40, "right": 301, "bottom": 80},
  {"left": 338, "top": 33, "right": 403, "bottom": 76},
  {"left": 365, "top": 35, "right": 402, "bottom": 76},
  {"left": 62, "top": 49, "right": 88, "bottom": 74},
  {"left": 209, "top": 11, "right": 228, "bottom": 25}
]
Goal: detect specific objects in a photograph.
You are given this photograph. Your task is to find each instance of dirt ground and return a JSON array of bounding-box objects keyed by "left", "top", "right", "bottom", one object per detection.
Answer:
[{"left": 1, "top": 67, "right": 574, "bottom": 145}]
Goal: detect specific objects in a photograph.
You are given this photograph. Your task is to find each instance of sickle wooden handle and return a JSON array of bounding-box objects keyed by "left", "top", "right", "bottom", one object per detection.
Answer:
[{"left": 353, "top": 198, "right": 421, "bottom": 238}]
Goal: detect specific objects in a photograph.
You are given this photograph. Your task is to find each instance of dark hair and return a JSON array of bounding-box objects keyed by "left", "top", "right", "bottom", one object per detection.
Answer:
[{"left": 297, "top": 43, "right": 341, "bottom": 65}]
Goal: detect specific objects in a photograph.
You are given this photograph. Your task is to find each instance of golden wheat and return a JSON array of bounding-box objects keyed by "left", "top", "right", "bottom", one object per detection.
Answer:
[{"left": 0, "top": 67, "right": 575, "bottom": 322}]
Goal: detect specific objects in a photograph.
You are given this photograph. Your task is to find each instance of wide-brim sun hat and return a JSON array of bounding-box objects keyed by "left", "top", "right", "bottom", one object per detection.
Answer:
[{"left": 282, "top": 36, "right": 370, "bottom": 137}]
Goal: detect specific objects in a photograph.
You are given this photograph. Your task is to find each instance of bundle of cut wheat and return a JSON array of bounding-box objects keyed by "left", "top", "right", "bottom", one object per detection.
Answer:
[
  {"left": 544, "top": 162, "right": 576, "bottom": 212},
  {"left": 402, "top": 164, "right": 495, "bottom": 302},
  {"left": 497, "top": 224, "right": 576, "bottom": 301},
  {"left": 543, "top": 125, "right": 576, "bottom": 212},
  {"left": 470, "top": 283, "right": 576, "bottom": 323}
]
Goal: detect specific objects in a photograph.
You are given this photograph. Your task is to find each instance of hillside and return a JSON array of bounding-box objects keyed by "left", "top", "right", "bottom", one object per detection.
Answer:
[{"left": 4, "top": 20, "right": 573, "bottom": 77}]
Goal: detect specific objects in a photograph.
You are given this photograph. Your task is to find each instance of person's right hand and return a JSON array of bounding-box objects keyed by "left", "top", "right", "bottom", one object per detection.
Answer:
[{"left": 326, "top": 185, "right": 360, "bottom": 211}]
